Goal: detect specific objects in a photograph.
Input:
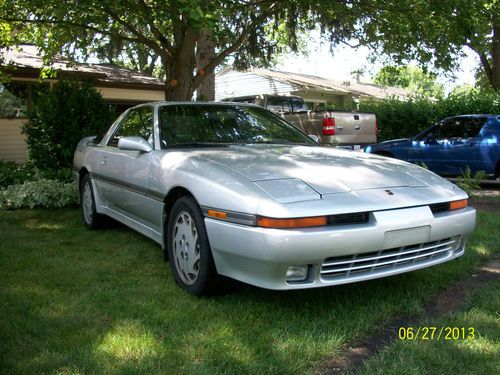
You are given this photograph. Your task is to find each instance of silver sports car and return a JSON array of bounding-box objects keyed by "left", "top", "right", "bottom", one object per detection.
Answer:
[{"left": 73, "top": 102, "right": 476, "bottom": 295}]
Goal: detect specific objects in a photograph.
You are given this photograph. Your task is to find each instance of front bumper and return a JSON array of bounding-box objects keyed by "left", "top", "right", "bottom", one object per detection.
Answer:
[{"left": 205, "top": 206, "right": 476, "bottom": 290}]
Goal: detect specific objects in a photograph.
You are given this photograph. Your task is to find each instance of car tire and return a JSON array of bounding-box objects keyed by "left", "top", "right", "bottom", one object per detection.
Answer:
[
  {"left": 80, "top": 174, "right": 104, "bottom": 229},
  {"left": 167, "top": 196, "right": 221, "bottom": 296}
]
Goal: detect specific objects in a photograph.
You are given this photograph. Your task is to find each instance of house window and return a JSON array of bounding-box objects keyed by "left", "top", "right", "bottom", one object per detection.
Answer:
[
  {"left": 0, "top": 81, "right": 50, "bottom": 118},
  {"left": 0, "top": 82, "right": 28, "bottom": 118}
]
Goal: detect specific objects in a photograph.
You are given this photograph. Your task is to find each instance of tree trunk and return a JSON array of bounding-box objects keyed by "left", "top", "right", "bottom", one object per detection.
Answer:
[
  {"left": 195, "top": 29, "right": 216, "bottom": 101},
  {"left": 491, "top": 24, "right": 500, "bottom": 90},
  {"left": 164, "top": 59, "right": 195, "bottom": 100},
  {"left": 164, "top": 28, "right": 198, "bottom": 101}
]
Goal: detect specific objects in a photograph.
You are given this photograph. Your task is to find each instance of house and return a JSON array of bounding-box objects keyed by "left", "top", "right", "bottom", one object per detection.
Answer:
[
  {"left": 0, "top": 45, "right": 165, "bottom": 163},
  {"left": 215, "top": 67, "right": 409, "bottom": 108}
]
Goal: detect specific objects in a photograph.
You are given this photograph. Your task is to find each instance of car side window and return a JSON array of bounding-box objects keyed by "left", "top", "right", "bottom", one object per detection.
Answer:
[
  {"left": 266, "top": 96, "right": 292, "bottom": 113},
  {"left": 108, "top": 107, "right": 154, "bottom": 147},
  {"left": 459, "top": 118, "right": 485, "bottom": 138},
  {"left": 290, "top": 97, "right": 308, "bottom": 112},
  {"left": 425, "top": 118, "right": 485, "bottom": 141}
]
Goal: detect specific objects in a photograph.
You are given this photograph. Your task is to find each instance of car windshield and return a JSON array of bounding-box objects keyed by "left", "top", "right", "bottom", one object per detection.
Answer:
[{"left": 159, "top": 104, "right": 316, "bottom": 147}]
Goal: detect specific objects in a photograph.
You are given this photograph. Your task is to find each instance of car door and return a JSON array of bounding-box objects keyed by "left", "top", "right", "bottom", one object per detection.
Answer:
[
  {"left": 448, "top": 117, "right": 486, "bottom": 174},
  {"left": 412, "top": 119, "right": 458, "bottom": 175},
  {"left": 97, "top": 106, "right": 159, "bottom": 227},
  {"left": 414, "top": 118, "right": 483, "bottom": 175}
]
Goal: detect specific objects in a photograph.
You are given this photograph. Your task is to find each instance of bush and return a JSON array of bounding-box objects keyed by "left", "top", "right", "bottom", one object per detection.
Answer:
[
  {"left": 0, "top": 179, "right": 78, "bottom": 210},
  {"left": 0, "top": 161, "right": 73, "bottom": 189},
  {"left": 360, "top": 90, "right": 500, "bottom": 142},
  {"left": 456, "top": 167, "right": 486, "bottom": 197},
  {"left": 23, "top": 79, "right": 114, "bottom": 171},
  {"left": 0, "top": 161, "right": 37, "bottom": 189}
]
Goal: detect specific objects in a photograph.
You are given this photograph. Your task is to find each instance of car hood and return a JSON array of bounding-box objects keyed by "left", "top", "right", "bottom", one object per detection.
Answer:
[{"left": 195, "top": 144, "right": 433, "bottom": 195}]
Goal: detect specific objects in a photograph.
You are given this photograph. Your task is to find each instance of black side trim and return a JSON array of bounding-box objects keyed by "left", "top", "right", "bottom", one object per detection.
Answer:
[{"left": 90, "top": 172, "right": 164, "bottom": 202}]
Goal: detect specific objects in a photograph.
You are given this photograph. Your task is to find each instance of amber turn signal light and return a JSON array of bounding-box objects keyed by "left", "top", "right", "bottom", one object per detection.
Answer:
[
  {"left": 207, "top": 209, "right": 228, "bottom": 219},
  {"left": 257, "top": 216, "right": 327, "bottom": 228},
  {"left": 449, "top": 199, "right": 468, "bottom": 210}
]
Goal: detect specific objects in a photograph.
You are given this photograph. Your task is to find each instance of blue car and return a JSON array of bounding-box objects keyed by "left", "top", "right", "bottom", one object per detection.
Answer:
[{"left": 364, "top": 115, "right": 500, "bottom": 178}]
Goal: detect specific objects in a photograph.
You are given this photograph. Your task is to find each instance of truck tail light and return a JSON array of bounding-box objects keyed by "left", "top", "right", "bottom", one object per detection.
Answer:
[{"left": 322, "top": 117, "right": 336, "bottom": 135}]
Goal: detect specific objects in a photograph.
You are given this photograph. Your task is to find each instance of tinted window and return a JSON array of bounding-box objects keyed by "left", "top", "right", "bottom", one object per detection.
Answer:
[
  {"left": 434, "top": 118, "right": 485, "bottom": 139},
  {"left": 418, "top": 117, "right": 486, "bottom": 141},
  {"left": 159, "top": 104, "right": 315, "bottom": 146},
  {"left": 266, "top": 96, "right": 292, "bottom": 113},
  {"left": 290, "top": 97, "right": 308, "bottom": 112},
  {"left": 108, "top": 107, "right": 154, "bottom": 147}
]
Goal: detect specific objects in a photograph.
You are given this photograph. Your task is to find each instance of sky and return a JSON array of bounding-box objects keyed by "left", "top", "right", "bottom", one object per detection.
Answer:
[{"left": 276, "top": 34, "right": 478, "bottom": 93}]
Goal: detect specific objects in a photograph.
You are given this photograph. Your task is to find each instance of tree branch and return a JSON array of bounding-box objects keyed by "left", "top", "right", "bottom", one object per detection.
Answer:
[
  {"left": 102, "top": 5, "right": 166, "bottom": 58},
  {"left": 467, "top": 42, "right": 493, "bottom": 85},
  {"left": 1, "top": 17, "right": 145, "bottom": 45},
  {"left": 137, "top": 0, "right": 175, "bottom": 55},
  {"left": 191, "top": 7, "right": 275, "bottom": 90}
]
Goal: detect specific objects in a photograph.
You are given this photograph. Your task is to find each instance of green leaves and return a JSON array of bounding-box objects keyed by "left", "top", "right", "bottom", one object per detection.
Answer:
[
  {"left": 374, "top": 65, "right": 445, "bottom": 99},
  {"left": 0, "top": 178, "right": 78, "bottom": 209},
  {"left": 359, "top": 89, "right": 500, "bottom": 142},
  {"left": 22, "top": 80, "right": 114, "bottom": 171}
]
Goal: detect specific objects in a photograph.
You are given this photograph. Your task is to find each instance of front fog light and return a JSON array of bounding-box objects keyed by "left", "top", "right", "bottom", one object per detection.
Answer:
[{"left": 286, "top": 265, "right": 308, "bottom": 282}]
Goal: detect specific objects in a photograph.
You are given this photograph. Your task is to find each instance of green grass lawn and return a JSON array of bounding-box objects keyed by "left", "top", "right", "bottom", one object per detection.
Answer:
[
  {"left": 0, "top": 208, "right": 498, "bottom": 374},
  {"left": 359, "top": 281, "right": 500, "bottom": 375}
]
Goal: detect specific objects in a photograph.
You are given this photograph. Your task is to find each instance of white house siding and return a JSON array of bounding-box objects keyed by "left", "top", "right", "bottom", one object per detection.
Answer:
[
  {"left": 0, "top": 83, "right": 165, "bottom": 163},
  {"left": 215, "top": 71, "right": 297, "bottom": 101},
  {"left": 0, "top": 119, "right": 28, "bottom": 163}
]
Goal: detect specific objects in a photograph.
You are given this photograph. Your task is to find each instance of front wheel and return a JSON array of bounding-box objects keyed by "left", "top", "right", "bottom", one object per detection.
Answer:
[
  {"left": 167, "top": 196, "right": 221, "bottom": 295},
  {"left": 80, "top": 174, "right": 104, "bottom": 229}
]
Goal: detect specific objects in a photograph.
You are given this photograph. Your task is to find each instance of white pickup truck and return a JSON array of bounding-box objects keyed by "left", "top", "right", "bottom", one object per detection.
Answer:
[{"left": 224, "top": 94, "right": 377, "bottom": 148}]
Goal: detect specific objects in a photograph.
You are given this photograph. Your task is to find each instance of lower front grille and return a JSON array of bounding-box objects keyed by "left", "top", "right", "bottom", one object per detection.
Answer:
[{"left": 321, "top": 238, "right": 459, "bottom": 280}]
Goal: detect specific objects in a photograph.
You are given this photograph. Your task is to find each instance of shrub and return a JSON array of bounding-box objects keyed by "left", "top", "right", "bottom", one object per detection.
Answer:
[
  {"left": 360, "top": 90, "right": 500, "bottom": 142},
  {"left": 22, "top": 79, "right": 114, "bottom": 171},
  {"left": 456, "top": 167, "right": 486, "bottom": 197},
  {"left": 0, "top": 161, "right": 37, "bottom": 189},
  {"left": 0, "top": 179, "right": 78, "bottom": 210},
  {"left": 0, "top": 161, "right": 74, "bottom": 189}
]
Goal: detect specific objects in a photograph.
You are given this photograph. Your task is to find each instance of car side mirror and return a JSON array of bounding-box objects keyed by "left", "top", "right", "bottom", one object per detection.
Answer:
[
  {"left": 118, "top": 136, "right": 153, "bottom": 153},
  {"left": 308, "top": 134, "right": 320, "bottom": 143}
]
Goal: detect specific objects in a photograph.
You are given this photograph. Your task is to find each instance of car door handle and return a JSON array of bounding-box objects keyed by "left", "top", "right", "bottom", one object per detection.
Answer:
[
  {"left": 101, "top": 160, "right": 107, "bottom": 166},
  {"left": 354, "top": 125, "right": 361, "bottom": 130},
  {"left": 337, "top": 126, "right": 344, "bottom": 130}
]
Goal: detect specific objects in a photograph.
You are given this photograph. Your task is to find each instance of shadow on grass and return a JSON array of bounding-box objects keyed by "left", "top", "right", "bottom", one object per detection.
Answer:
[{"left": 0, "top": 209, "right": 498, "bottom": 374}]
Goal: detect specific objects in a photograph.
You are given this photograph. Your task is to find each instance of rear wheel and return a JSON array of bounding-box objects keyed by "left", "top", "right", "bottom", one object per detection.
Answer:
[
  {"left": 80, "top": 174, "right": 104, "bottom": 229},
  {"left": 167, "top": 196, "right": 221, "bottom": 295}
]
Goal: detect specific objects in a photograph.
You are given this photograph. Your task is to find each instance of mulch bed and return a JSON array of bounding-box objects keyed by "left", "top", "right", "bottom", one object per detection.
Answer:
[{"left": 469, "top": 196, "right": 500, "bottom": 212}]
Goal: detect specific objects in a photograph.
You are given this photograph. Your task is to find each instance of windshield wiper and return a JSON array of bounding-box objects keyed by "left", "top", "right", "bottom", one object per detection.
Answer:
[{"left": 165, "top": 142, "right": 232, "bottom": 148}]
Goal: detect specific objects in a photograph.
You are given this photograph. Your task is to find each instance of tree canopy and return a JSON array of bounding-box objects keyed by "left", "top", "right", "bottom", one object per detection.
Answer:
[
  {"left": 347, "top": 0, "right": 499, "bottom": 90},
  {"left": 373, "top": 65, "right": 444, "bottom": 98},
  {"left": 1, "top": 0, "right": 499, "bottom": 100},
  {"left": 0, "top": 0, "right": 325, "bottom": 100}
]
